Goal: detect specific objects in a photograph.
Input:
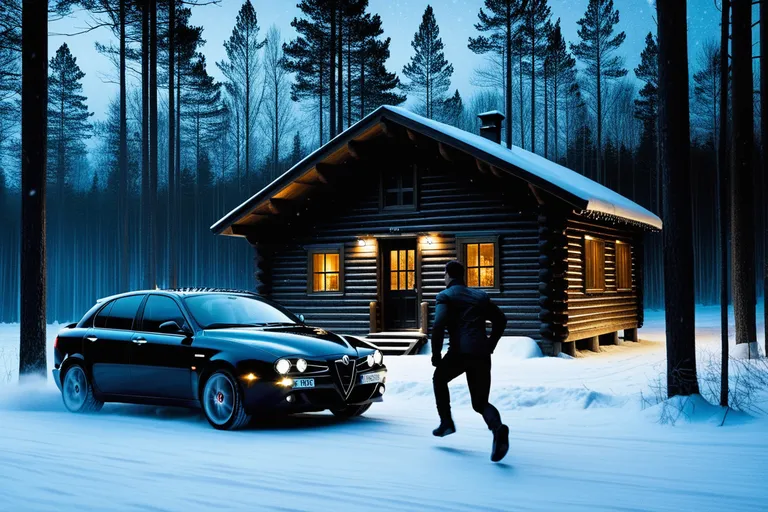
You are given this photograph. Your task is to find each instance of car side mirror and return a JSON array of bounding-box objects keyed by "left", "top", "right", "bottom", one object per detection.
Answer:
[
  {"left": 159, "top": 320, "right": 188, "bottom": 335},
  {"left": 298, "top": 314, "right": 305, "bottom": 324}
]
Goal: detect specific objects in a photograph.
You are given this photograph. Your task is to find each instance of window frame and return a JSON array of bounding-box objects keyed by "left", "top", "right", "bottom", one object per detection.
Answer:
[
  {"left": 615, "top": 241, "right": 633, "bottom": 292},
  {"left": 583, "top": 235, "right": 606, "bottom": 294},
  {"left": 306, "top": 244, "right": 345, "bottom": 295},
  {"left": 96, "top": 294, "right": 147, "bottom": 331},
  {"left": 136, "top": 294, "right": 191, "bottom": 335},
  {"left": 456, "top": 235, "right": 500, "bottom": 291},
  {"left": 379, "top": 164, "right": 418, "bottom": 211}
]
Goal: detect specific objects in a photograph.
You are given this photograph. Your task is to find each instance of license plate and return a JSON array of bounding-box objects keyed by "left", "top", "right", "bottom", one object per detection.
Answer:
[
  {"left": 359, "top": 372, "right": 383, "bottom": 385},
  {"left": 293, "top": 378, "right": 315, "bottom": 389}
]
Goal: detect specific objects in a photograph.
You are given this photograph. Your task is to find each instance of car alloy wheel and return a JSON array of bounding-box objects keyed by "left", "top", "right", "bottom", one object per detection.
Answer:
[
  {"left": 201, "top": 370, "right": 251, "bottom": 430},
  {"left": 61, "top": 364, "right": 103, "bottom": 413}
]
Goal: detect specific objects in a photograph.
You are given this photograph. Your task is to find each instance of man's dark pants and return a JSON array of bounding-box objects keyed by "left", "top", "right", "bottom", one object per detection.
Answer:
[{"left": 433, "top": 350, "right": 502, "bottom": 430}]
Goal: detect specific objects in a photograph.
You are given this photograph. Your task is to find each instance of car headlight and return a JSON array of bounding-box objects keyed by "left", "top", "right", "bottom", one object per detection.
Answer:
[
  {"left": 367, "top": 354, "right": 375, "bottom": 367},
  {"left": 296, "top": 358, "right": 308, "bottom": 373},
  {"left": 373, "top": 350, "right": 383, "bottom": 365},
  {"left": 275, "top": 358, "right": 291, "bottom": 375}
]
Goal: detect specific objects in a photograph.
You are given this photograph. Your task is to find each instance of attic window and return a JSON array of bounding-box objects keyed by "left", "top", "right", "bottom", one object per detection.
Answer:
[
  {"left": 381, "top": 165, "right": 417, "bottom": 209},
  {"left": 583, "top": 236, "right": 605, "bottom": 293}
]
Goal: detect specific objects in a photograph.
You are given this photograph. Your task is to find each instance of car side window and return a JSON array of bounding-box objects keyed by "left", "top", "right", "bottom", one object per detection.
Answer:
[
  {"left": 106, "top": 295, "right": 144, "bottom": 331},
  {"left": 142, "top": 295, "right": 187, "bottom": 333},
  {"left": 93, "top": 302, "right": 114, "bottom": 328}
]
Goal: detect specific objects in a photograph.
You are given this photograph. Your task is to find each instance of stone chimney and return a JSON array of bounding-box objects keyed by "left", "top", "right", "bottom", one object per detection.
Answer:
[{"left": 477, "top": 110, "right": 505, "bottom": 145}]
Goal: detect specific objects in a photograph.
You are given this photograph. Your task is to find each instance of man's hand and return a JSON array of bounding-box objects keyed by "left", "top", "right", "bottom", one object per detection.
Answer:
[{"left": 431, "top": 354, "right": 442, "bottom": 367}]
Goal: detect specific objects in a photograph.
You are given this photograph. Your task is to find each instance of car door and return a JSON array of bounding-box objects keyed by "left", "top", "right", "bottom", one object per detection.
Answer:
[
  {"left": 86, "top": 294, "right": 145, "bottom": 395},
  {"left": 129, "top": 294, "right": 195, "bottom": 400}
]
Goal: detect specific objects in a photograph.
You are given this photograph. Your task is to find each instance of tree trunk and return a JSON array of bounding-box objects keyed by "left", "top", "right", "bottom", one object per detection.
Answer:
[
  {"left": 530, "top": 25, "right": 536, "bottom": 154},
  {"left": 168, "top": 0, "right": 176, "bottom": 288},
  {"left": 543, "top": 64, "right": 548, "bottom": 159},
  {"left": 718, "top": 0, "right": 729, "bottom": 406},
  {"left": 119, "top": 0, "right": 128, "bottom": 293},
  {"left": 505, "top": 7, "right": 512, "bottom": 148},
  {"left": 141, "top": 0, "right": 150, "bottom": 289},
  {"left": 19, "top": 0, "right": 47, "bottom": 378},
  {"left": 329, "top": 1, "right": 336, "bottom": 139},
  {"left": 657, "top": 0, "right": 699, "bottom": 397},
  {"left": 149, "top": 0, "right": 158, "bottom": 288},
  {"left": 731, "top": 0, "right": 757, "bottom": 357},
  {"left": 337, "top": 5, "right": 343, "bottom": 133},
  {"left": 761, "top": 0, "right": 768, "bottom": 358}
]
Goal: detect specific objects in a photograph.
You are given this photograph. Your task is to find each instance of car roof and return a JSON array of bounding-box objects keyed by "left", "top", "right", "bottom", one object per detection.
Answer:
[{"left": 96, "top": 288, "right": 259, "bottom": 303}]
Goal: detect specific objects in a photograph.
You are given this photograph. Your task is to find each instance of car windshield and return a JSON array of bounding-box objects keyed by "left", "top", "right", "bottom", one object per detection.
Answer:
[{"left": 184, "top": 294, "right": 299, "bottom": 329}]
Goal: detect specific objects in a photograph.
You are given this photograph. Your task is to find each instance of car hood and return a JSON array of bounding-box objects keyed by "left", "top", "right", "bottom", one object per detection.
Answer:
[{"left": 202, "top": 325, "right": 359, "bottom": 359}]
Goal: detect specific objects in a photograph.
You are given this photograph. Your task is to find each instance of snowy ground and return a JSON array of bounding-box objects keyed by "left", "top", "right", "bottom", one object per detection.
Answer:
[{"left": 0, "top": 307, "right": 767, "bottom": 511}]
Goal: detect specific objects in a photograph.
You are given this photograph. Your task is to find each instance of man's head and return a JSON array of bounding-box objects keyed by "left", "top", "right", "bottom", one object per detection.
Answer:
[{"left": 444, "top": 260, "right": 464, "bottom": 286}]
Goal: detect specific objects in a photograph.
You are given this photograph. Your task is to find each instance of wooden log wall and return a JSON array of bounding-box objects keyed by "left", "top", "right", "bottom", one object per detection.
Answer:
[
  {"left": 564, "top": 214, "right": 643, "bottom": 342},
  {"left": 538, "top": 209, "right": 569, "bottom": 355},
  {"left": 252, "top": 150, "right": 542, "bottom": 340}
]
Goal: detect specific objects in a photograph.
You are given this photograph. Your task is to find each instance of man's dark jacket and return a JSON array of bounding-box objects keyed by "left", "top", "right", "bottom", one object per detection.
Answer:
[{"left": 431, "top": 280, "right": 508, "bottom": 356}]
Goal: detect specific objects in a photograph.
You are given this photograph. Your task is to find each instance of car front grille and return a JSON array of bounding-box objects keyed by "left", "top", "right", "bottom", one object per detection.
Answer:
[{"left": 333, "top": 357, "right": 357, "bottom": 398}]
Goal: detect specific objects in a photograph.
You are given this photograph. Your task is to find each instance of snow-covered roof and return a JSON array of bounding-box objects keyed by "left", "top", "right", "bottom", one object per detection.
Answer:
[
  {"left": 212, "top": 105, "right": 661, "bottom": 235},
  {"left": 384, "top": 106, "right": 662, "bottom": 230}
]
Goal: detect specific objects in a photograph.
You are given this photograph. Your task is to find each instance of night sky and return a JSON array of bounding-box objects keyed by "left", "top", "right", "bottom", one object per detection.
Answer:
[{"left": 49, "top": 0, "right": 724, "bottom": 125}]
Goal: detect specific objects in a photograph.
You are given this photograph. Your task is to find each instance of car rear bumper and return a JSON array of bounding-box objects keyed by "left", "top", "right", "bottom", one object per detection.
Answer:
[{"left": 52, "top": 369, "right": 62, "bottom": 391}]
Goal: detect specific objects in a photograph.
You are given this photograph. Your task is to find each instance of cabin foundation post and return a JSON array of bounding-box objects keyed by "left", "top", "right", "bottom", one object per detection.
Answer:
[
  {"left": 600, "top": 332, "right": 621, "bottom": 346},
  {"left": 562, "top": 341, "right": 576, "bottom": 357},
  {"left": 587, "top": 336, "right": 600, "bottom": 352},
  {"left": 420, "top": 301, "right": 429, "bottom": 335},
  {"left": 369, "top": 302, "right": 378, "bottom": 333},
  {"left": 624, "top": 328, "right": 638, "bottom": 342}
]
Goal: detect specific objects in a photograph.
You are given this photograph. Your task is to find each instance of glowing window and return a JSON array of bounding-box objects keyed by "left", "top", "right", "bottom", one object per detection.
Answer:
[
  {"left": 308, "top": 247, "right": 343, "bottom": 293},
  {"left": 390, "top": 249, "right": 415, "bottom": 290},
  {"left": 615, "top": 242, "right": 632, "bottom": 291},
  {"left": 465, "top": 243, "right": 495, "bottom": 288}
]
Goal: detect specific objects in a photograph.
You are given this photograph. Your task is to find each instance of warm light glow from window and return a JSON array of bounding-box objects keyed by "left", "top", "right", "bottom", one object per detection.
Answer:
[
  {"left": 390, "top": 249, "right": 415, "bottom": 290},
  {"left": 313, "top": 252, "right": 340, "bottom": 292},
  {"left": 466, "top": 243, "right": 495, "bottom": 288}
]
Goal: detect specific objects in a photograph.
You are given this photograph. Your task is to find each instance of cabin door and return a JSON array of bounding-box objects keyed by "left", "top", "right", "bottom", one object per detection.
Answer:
[{"left": 383, "top": 239, "right": 419, "bottom": 330}]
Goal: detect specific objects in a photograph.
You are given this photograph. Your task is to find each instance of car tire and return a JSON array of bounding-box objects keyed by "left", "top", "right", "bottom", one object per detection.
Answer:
[
  {"left": 61, "top": 363, "right": 104, "bottom": 413},
  {"left": 201, "top": 370, "right": 251, "bottom": 430},
  {"left": 330, "top": 403, "right": 372, "bottom": 419}
]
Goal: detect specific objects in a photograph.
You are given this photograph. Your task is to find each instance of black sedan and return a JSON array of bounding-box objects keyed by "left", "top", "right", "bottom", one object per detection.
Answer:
[{"left": 53, "top": 289, "right": 387, "bottom": 430}]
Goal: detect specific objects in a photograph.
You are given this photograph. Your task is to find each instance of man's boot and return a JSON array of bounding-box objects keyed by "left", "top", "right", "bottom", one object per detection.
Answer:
[
  {"left": 432, "top": 419, "right": 456, "bottom": 437},
  {"left": 491, "top": 424, "right": 509, "bottom": 462}
]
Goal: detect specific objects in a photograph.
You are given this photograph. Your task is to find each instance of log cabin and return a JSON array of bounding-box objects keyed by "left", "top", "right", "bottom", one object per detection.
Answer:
[{"left": 211, "top": 107, "right": 662, "bottom": 356}]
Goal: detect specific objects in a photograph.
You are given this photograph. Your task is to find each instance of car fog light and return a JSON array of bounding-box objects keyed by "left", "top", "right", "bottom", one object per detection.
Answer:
[
  {"left": 379, "top": 385, "right": 386, "bottom": 395},
  {"left": 373, "top": 349, "right": 383, "bottom": 365},
  {"left": 243, "top": 373, "right": 258, "bottom": 382},
  {"left": 286, "top": 395, "right": 295, "bottom": 403},
  {"left": 367, "top": 354, "right": 375, "bottom": 367},
  {"left": 296, "top": 358, "right": 308, "bottom": 373},
  {"left": 277, "top": 377, "right": 294, "bottom": 387},
  {"left": 275, "top": 358, "right": 291, "bottom": 375}
]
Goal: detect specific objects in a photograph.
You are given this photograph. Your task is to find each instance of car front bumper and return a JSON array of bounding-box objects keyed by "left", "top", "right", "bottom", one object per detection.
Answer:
[{"left": 241, "top": 368, "right": 387, "bottom": 414}]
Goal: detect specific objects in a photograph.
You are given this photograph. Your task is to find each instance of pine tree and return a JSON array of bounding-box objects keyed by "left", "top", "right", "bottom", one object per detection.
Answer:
[
  {"left": 263, "top": 26, "right": 292, "bottom": 180},
  {"left": 440, "top": 89, "right": 463, "bottom": 127},
  {"left": 354, "top": 14, "right": 404, "bottom": 119},
  {"left": 468, "top": 0, "right": 523, "bottom": 148},
  {"left": 571, "top": 0, "right": 627, "bottom": 184},
  {"left": 518, "top": 0, "right": 551, "bottom": 154},
  {"left": 291, "top": 131, "right": 303, "bottom": 164},
  {"left": 48, "top": 43, "right": 92, "bottom": 306},
  {"left": 657, "top": 0, "right": 699, "bottom": 397},
  {"left": 217, "top": 0, "right": 264, "bottom": 189},
  {"left": 545, "top": 18, "right": 575, "bottom": 161},
  {"left": 634, "top": 32, "right": 659, "bottom": 210},
  {"left": 402, "top": 5, "right": 453, "bottom": 119},
  {"left": 20, "top": 0, "right": 48, "bottom": 377},
  {"left": 730, "top": 0, "right": 757, "bottom": 357}
]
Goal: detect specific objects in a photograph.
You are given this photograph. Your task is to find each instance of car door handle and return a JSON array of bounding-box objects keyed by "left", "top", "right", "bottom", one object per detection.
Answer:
[
  {"left": 132, "top": 338, "right": 147, "bottom": 344},
  {"left": 86, "top": 336, "right": 98, "bottom": 342}
]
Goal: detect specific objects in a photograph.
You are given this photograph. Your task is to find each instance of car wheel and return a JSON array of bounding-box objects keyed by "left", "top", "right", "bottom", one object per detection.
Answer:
[
  {"left": 61, "top": 364, "right": 104, "bottom": 413},
  {"left": 330, "top": 403, "right": 371, "bottom": 419},
  {"left": 201, "top": 370, "right": 251, "bottom": 430}
]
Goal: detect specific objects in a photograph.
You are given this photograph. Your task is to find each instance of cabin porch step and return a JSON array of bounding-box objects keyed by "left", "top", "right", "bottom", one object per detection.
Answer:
[{"left": 364, "top": 332, "right": 427, "bottom": 356}]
